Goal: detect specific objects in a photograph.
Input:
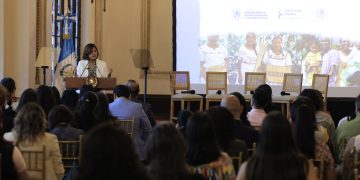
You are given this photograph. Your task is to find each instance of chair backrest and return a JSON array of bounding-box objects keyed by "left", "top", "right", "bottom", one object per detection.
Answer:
[
  {"left": 266, "top": 65, "right": 291, "bottom": 84},
  {"left": 312, "top": 155, "right": 324, "bottom": 180},
  {"left": 115, "top": 118, "right": 135, "bottom": 138},
  {"left": 170, "top": 71, "right": 190, "bottom": 95},
  {"left": 206, "top": 72, "right": 227, "bottom": 95},
  {"left": 312, "top": 74, "right": 329, "bottom": 110},
  {"left": 244, "top": 72, "right": 266, "bottom": 94},
  {"left": 283, "top": 73, "right": 303, "bottom": 94},
  {"left": 58, "top": 135, "right": 83, "bottom": 171},
  {"left": 21, "top": 146, "right": 46, "bottom": 180},
  {"left": 248, "top": 142, "right": 257, "bottom": 156},
  {"left": 230, "top": 152, "right": 243, "bottom": 172}
]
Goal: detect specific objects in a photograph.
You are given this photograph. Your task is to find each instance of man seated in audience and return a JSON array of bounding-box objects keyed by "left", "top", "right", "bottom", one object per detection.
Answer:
[
  {"left": 109, "top": 85, "right": 152, "bottom": 160},
  {"left": 126, "top": 79, "right": 156, "bottom": 126},
  {"left": 220, "top": 95, "right": 259, "bottom": 147},
  {"left": 247, "top": 89, "right": 267, "bottom": 130},
  {"left": 335, "top": 94, "right": 360, "bottom": 166}
]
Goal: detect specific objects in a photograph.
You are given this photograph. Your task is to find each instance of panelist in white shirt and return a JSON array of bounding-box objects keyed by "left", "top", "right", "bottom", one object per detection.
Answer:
[{"left": 77, "top": 43, "right": 112, "bottom": 78}]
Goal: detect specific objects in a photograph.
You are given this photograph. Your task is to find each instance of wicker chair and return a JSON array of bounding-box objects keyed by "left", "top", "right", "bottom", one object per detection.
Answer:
[
  {"left": 205, "top": 72, "right": 227, "bottom": 110},
  {"left": 21, "top": 146, "right": 46, "bottom": 180},
  {"left": 114, "top": 118, "right": 135, "bottom": 138},
  {"left": 312, "top": 74, "right": 329, "bottom": 110},
  {"left": 244, "top": 72, "right": 266, "bottom": 101}
]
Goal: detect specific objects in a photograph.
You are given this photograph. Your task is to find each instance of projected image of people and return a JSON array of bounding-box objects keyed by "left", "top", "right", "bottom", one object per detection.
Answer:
[
  {"left": 237, "top": 32, "right": 258, "bottom": 84},
  {"left": 320, "top": 37, "right": 340, "bottom": 87},
  {"left": 303, "top": 41, "right": 321, "bottom": 85},
  {"left": 199, "top": 34, "right": 229, "bottom": 82}
]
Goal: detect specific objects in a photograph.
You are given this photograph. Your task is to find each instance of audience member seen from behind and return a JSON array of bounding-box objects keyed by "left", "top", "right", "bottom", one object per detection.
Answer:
[
  {"left": 0, "top": 85, "right": 28, "bottom": 180},
  {"left": 255, "top": 84, "right": 281, "bottom": 113},
  {"left": 79, "top": 84, "right": 95, "bottom": 99},
  {"left": 76, "top": 123, "right": 150, "bottom": 180},
  {"left": 48, "top": 105, "right": 83, "bottom": 141},
  {"left": 300, "top": 89, "right": 336, "bottom": 150},
  {"left": 221, "top": 95, "right": 259, "bottom": 147},
  {"left": 109, "top": 85, "right": 152, "bottom": 160},
  {"left": 207, "top": 106, "right": 249, "bottom": 167},
  {"left": 186, "top": 112, "right": 236, "bottom": 179},
  {"left": 50, "top": 86, "right": 61, "bottom": 105},
  {"left": 176, "top": 110, "right": 192, "bottom": 138},
  {"left": 291, "top": 96, "right": 336, "bottom": 180},
  {"left": 72, "top": 91, "right": 98, "bottom": 132},
  {"left": 15, "top": 88, "right": 38, "bottom": 112},
  {"left": 145, "top": 123, "right": 204, "bottom": 180},
  {"left": 247, "top": 89, "right": 267, "bottom": 130},
  {"left": 61, "top": 90, "right": 79, "bottom": 111},
  {"left": 230, "top": 92, "right": 250, "bottom": 126},
  {"left": 95, "top": 91, "right": 115, "bottom": 123},
  {"left": 126, "top": 79, "right": 156, "bottom": 126},
  {"left": 14, "top": 103, "right": 64, "bottom": 179},
  {"left": 36, "top": 85, "right": 56, "bottom": 117},
  {"left": 335, "top": 94, "right": 360, "bottom": 167},
  {"left": 237, "top": 111, "right": 317, "bottom": 180}
]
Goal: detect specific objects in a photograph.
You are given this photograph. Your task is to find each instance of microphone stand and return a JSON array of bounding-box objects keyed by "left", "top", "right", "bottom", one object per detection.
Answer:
[{"left": 143, "top": 66, "right": 149, "bottom": 103}]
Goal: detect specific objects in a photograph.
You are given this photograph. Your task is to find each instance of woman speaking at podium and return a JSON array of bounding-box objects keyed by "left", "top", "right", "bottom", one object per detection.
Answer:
[{"left": 77, "top": 43, "right": 112, "bottom": 78}]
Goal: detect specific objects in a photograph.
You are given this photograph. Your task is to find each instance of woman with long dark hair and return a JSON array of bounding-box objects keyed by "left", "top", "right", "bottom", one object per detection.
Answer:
[
  {"left": 76, "top": 123, "right": 150, "bottom": 180},
  {"left": 61, "top": 90, "right": 79, "bottom": 111},
  {"left": 291, "top": 96, "right": 336, "bottom": 180},
  {"left": 72, "top": 91, "right": 98, "bottom": 132},
  {"left": 94, "top": 91, "right": 114, "bottom": 124},
  {"left": 16, "top": 88, "right": 38, "bottom": 112},
  {"left": 146, "top": 123, "right": 203, "bottom": 180},
  {"left": 237, "top": 111, "right": 316, "bottom": 180},
  {"left": 186, "top": 112, "right": 236, "bottom": 179},
  {"left": 36, "top": 85, "right": 56, "bottom": 117}
]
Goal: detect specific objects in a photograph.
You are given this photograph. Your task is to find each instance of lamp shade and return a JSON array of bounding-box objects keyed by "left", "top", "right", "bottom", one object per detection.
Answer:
[{"left": 35, "top": 47, "right": 61, "bottom": 67}]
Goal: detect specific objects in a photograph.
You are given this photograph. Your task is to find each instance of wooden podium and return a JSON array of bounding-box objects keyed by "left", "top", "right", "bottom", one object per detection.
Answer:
[{"left": 64, "top": 77, "right": 117, "bottom": 90}]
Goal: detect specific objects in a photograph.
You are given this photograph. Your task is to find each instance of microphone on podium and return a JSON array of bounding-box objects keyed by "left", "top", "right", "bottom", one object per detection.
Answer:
[
  {"left": 280, "top": 91, "right": 290, "bottom": 96},
  {"left": 181, "top": 90, "right": 196, "bottom": 94},
  {"left": 250, "top": 90, "right": 255, "bottom": 95}
]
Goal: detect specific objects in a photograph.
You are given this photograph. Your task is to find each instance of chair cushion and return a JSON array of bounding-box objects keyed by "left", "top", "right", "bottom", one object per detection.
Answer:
[
  {"left": 206, "top": 94, "right": 226, "bottom": 100},
  {"left": 172, "top": 93, "right": 203, "bottom": 100}
]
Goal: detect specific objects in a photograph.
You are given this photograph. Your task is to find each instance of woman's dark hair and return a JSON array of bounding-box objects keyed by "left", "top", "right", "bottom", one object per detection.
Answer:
[
  {"left": 207, "top": 106, "right": 235, "bottom": 151},
  {"left": 186, "top": 112, "right": 221, "bottom": 166},
  {"left": 0, "top": 77, "right": 16, "bottom": 107},
  {"left": 16, "top": 88, "right": 38, "bottom": 112},
  {"left": 230, "top": 92, "right": 248, "bottom": 122},
  {"left": 48, "top": 105, "right": 75, "bottom": 130},
  {"left": 36, "top": 85, "right": 56, "bottom": 116},
  {"left": 61, "top": 90, "right": 79, "bottom": 111},
  {"left": 252, "top": 89, "right": 268, "bottom": 109},
  {"left": 245, "top": 111, "right": 308, "bottom": 180},
  {"left": 146, "top": 123, "right": 189, "bottom": 180},
  {"left": 76, "top": 123, "right": 150, "bottom": 180},
  {"left": 73, "top": 91, "right": 98, "bottom": 132},
  {"left": 177, "top": 110, "right": 192, "bottom": 137},
  {"left": 291, "top": 96, "right": 316, "bottom": 159},
  {"left": 94, "top": 91, "right": 114, "bottom": 124},
  {"left": 0, "top": 85, "right": 8, "bottom": 144},
  {"left": 79, "top": 85, "right": 95, "bottom": 98},
  {"left": 82, "top": 43, "right": 99, "bottom": 60},
  {"left": 50, "top": 86, "right": 61, "bottom": 105},
  {"left": 300, "top": 89, "right": 324, "bottom": 111},
  {"left": 255, "top": 84, "right": 272, "bottom": 112}
]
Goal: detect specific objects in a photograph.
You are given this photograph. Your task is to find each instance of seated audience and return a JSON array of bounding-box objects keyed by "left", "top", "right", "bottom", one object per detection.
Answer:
[
  {"left": 255, "top": 84, "right": 281, "bottom": 113},
  {"left": 335, "top": 94, "right": 360, "bottom": 167},
  {"left": 61, "top": 90, "right": 79, "bottom": 111},
  {"left": 0, "top": 85, "right": 28, "bottom": 180},
  {"left": 221, "top": 95, "right": 259, "bottom": 147},
  {"left": 300, "top": 89, "right": 336, "bottom": 150},
  {"left": 13, "top": 103, "right": 64, "bottom": 179},
  {"left": 0, "top": 77, "right": 17, "bottom": 132},
  {"left": 230, "top": 92, "right": 250, "bottom": 126},
  {"left": 186, "top": 112, "right": 236, "bottom": 179},
  {"left": 207, "top": 106, "right": 249, "bottom": 169},
  {"left": 247, "top": 89, "right": 267, "bottom": 130},
  {"left": 343, "top": 133, "right": 360, "bottom": 179},
  {"left": 36, "top": 85, "right": 56, "bottom": 117},
  {"left": 48, "top": 105, "right": 83, "bottom": 141},
  {"left": 126, "top": 79, "right": 156, "bottom": 126},
  {"left": 237, "top": 111, "right": 317, "bottom": 180},
  {"left": 95, "top": 91, "right": 115, "bottom": 123},
  {"left": 176, "top": 110, "right": 192, "bottom": 138},
  {"left": 51, "top": 86, "right": 61, "bottom": 105},
  {"left": 109, "top": 85, "right": 152, "bottom": 160},
  {"left": 76, "top": 123, "right": 150, "bottom": 180},
  {"left": 291, "top": 96, "right": 336, "bottom": 180},
  {"left": 15, "top": 88, "right": 38, "bottom": 112},
  {"left": 79, "top": 85, "right": 95, "bottom": 98},
  {"left": 72, "top": 91, "right": 98, "bottom": 132},
  {"left": 145, "top": 123, "right": 204, "bottom": 180}
]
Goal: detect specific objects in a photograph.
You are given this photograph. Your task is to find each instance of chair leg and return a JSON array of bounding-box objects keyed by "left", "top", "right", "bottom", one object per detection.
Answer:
[
  {"left": 199, "top": 99, "right": 203, "bottom": 112},
  {"left": 206, "top": 100, "right": 209, "bottom": 110},
  {"left": 187, "top": 101, "right": 191, "bottom": 110},
  {"left": 181, "top": 100, "right": 185, "bottom": 110},
  {"left": 170, "top": 99, "right": 174, "bottom": 123}
]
